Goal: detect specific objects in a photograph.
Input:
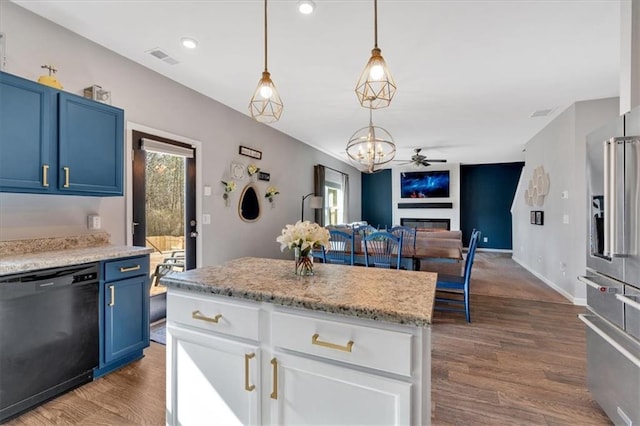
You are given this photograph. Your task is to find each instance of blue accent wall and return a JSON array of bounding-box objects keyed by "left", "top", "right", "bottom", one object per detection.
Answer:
[
  {"left": 361, "top": 169, "right": 392, "bottom": 229},
  {"left": 460, "top": 163, "right": 524, "bottom": 250}
]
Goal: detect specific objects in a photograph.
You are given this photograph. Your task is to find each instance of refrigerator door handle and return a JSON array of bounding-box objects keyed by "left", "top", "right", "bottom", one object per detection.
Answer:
[
  {"left": 603, "top": 139, "right": 612, "bottom": 257},
  {"left": 578, "top": 275, "right": 620, "bottom": 293},
  {"left": 604, "top": 137, "right": 628, "bottom": 257},
  {"left": 616, "top": 293, "right": 640, "bottom": 313},
  {"left": 578, "top": 314, "right": 640, "bottom": 368}
]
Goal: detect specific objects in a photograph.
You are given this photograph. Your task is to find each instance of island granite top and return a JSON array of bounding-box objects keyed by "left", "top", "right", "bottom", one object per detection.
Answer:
[
  {"left": 161, "top": 257, "right": 437, "bottom": 327},
  {"left": 0, "top": 245, "right": 153, "bottom": 276}
]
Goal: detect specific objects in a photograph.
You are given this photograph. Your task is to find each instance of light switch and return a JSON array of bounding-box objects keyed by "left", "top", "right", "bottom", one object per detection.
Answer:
[
  {"left": 563, "top": 214, "right": 569, "bottom": 224},
  {"left": 202, "top": 214, "right": 211, "bottom": 225},
  {"left": 204, "top": 185, "right": 212, "bottom": 196},
  {"left": 87, "top": 214, "right": 101, "bottom": 230},
  {"left": 561, "top": 190, "right": 569, "bottom": 199}
]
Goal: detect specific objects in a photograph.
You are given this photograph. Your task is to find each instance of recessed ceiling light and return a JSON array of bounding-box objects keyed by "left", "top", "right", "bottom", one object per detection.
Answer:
[
  {"left": 298, "top": 0, "right": 315, "bottom": 15},
  {"left": 181, "top": 37, "right": 198, "bottom": 49}
]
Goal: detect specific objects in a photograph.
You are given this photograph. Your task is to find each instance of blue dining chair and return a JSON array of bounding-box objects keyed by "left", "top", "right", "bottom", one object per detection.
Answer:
[
  {"left": 389, "top": 225, "right": 417, "bottom": 269},
  {"left": 364, "top": 231, "right": 402, "bottom": 269},
  {"left": 435, "top": 230, "right": 480, "bottom": 322},
  {"left": 323, "top": 229, "right": 355, "bottom": 265}
]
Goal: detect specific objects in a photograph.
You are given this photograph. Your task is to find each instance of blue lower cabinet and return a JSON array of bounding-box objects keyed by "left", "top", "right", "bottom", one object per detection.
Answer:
[{"left": 95, "top": 255, "right": 150, "bottom": 378}]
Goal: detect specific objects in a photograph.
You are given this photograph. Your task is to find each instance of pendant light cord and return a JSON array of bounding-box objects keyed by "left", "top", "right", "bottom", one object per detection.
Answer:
[
  {"left": 373, "top": 0, "right": 378, "bottom": 48},
  {"left": 264, "top": 0, "right": 268, "bottom": 72}
]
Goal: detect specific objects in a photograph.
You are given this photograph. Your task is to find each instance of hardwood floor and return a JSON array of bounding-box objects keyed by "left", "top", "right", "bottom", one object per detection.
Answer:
[{"left": 7, "top": 253, "right": 610, "bottom": 425}]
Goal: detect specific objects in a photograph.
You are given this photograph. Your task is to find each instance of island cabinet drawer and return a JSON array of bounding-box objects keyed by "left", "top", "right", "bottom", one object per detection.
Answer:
[
  {"left": 271, "top": 311, "right": 413, "bottom": 377},
  {"left": 104, "top": 256, "right": 149, "bottom": 281},
  {"left": 167, "top": 292, "right": 260, "bottom": 341}
]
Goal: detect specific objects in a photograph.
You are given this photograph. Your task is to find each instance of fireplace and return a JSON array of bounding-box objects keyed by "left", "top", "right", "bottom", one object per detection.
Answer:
[{"left": 401, "top": 218, "right": 450, "bottom": 230}]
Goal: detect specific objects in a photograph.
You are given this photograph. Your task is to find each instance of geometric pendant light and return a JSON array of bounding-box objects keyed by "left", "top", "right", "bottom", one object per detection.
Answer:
[
  {"left": 249, "top": 0, "right": 283, "bottom": 123},
  {"left": 355, "top": 0, "right": 397, "bottom": 109}
]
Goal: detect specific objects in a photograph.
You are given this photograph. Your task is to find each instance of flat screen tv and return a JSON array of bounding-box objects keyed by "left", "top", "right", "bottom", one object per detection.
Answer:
[{"left": 400, "top": 170, "right": 450, "bottom": 198}]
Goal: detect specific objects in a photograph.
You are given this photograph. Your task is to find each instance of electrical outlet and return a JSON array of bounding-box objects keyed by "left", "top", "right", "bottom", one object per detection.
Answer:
[
  {"left": 563, "top": 214, "right": 569, "bottom": 224},
  {"left": 202, "top": 214, "right": 211, "bottom": 225},
  {"left": 483, "top": 237, "right": 488, "bottom": 243},
  {"left": 87, "top": 214, "right": 101, "bottom": 230}
]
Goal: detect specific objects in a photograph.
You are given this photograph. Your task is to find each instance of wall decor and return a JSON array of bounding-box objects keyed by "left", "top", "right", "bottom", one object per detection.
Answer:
[
  {"left": 258, "top": 171, "right": 270, "bottom": 181},
  {"left": 230, "top": 162, "right": 244, "bottom": 180},
  {"left": 524, "top": 165, "right": 550, "bottom": 207},
  {"left": 239, "top": 145, "right": 262, "bottom": 160},
  {"left": 239, "top": 184, "right": 261, "bottom": 222}
]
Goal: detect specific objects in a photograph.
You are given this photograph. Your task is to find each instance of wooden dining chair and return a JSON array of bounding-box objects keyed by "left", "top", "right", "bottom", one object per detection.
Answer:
[
  {"left": 323, "top": 229, "right": 355, "bottom": 265},
  {"left": 389, "top": 225, "right": 417, "bottom": 269},
  {"left": 435, "top": 230, "right": 480, "bottom": 322},
  {"left": 364, "top": 231, "right": 403, "bottom": 269}
]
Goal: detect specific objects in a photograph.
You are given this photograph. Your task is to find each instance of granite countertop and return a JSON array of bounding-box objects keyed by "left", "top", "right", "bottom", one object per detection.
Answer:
[
  {"left": 161, "top": 257, "right": 437, "bottom": 326},
  {"left": 0, "top": 233, "right": 153, "bottom": 276}
]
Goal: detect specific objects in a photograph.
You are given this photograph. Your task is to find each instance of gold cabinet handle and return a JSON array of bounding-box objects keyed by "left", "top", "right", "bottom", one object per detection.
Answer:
[
  {"left": 312, "top": 333, "right": 354, "bottom": 353},
  {"left": 270, "top": 358, "right": 278, "bottom": 400},
  {"left": 191, "top": 310, "right": 222, "bottom": 324},
  {"left": 42, "top": 164, "right": 49, "bottom": 187},
  {"left": 108, "top": 285, "right": 115, "bottom": 307},
  {"left": 119, "top": 265, "right": 141, "bottom": 273},
  {"left": 63, "top": 166, "right": 70, "bottom": 188},
  {"left": 244, "top": 353, "right": 256, "bottom": 392}
]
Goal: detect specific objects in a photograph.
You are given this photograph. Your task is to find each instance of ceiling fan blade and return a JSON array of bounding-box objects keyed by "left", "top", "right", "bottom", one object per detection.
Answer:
[{"left": 428, "top": 159, "right": 447, "bottom": 162}]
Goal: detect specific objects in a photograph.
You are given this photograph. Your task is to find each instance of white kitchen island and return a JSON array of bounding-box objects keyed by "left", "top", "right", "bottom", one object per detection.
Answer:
[{"left": 161, "top": 257, "right": 437, "bottom": 426}]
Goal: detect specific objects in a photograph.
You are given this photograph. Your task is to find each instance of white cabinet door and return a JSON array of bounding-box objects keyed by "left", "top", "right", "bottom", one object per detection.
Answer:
[
  {"left": 167, "top": 325, "right": 260, "bottom": 426},
  {"left": 270, "top": 351, "right": 411, "bottom": 425}
]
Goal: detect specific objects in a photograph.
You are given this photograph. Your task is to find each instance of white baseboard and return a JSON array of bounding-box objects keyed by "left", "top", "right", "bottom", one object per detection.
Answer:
[
  {"left": 475, "top": 248, "right": 512, "bottom": 253},
  {"left": 511, "top": 256, "right": 585, "bottom": 306}
]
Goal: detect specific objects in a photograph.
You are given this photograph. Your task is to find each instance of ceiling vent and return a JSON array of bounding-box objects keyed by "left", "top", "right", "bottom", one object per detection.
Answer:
[
  {"left": 530, "top": 108, "right": 554, "bottom": 118},
  {"left": 146, "top": 48, "right": 180, "bottom": 65}
]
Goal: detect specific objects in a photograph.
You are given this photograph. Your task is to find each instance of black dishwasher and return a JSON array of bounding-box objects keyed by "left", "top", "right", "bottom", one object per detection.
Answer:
[{"left": 0, "top": 263, "right": 99, "bottom": 423}]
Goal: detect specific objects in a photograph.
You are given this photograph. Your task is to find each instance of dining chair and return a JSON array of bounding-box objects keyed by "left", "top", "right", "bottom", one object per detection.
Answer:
[
  {"left": 434, "top": 230, "right": 480, "bottom": 322},
  {"left": 364, "top": 231, "right": 403, "bottom": 269},
  {"left": 389, "top": 225, "right": 416, "bottom": 269},
  {"left": 323, "top": 229, "right": 355, "bottom": 265}
]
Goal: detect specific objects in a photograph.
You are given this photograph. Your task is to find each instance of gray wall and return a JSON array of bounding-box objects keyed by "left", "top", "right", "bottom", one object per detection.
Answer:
[
  {"left": 0, "top": 2, "right": 361, "bottom": 266},
  {"left": 512, "top": 97, "right": 619, "bottom": 304}
]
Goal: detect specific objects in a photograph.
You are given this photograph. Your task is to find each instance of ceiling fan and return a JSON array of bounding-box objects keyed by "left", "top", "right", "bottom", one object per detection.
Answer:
[{"left": 396, "top": 148, "right": 447, "bottom": 167}]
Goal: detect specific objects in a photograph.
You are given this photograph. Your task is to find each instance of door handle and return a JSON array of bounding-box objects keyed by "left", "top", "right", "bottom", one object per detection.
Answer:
[
  {"left": 190, "top": 231, "right": 198, "bottom": 238},
  {"left": 108, "top": 285, "right": 115, "bottom": 307},
  {"left": 244, "top": 353, "right": 256, "bottom": 392},
  {"left": 63, "top": 166, "right": 70, "bottom": 188},
  {"left": 578, "top": 314, "right": 640, "bottom": 368},
  {"left": 616, "top": 293, "right": 640, "bottom": 313},
  {"left": 42, "top": 164, "right": 49, "bottom": 187},
  {"left": 270, "top": 358, "right": 278, "bottom": 400}
]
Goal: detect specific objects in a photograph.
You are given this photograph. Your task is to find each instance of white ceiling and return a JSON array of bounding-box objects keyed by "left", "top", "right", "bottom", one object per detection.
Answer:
[{"left": 14, "top": 0, "right": 621, "bottom": 167}]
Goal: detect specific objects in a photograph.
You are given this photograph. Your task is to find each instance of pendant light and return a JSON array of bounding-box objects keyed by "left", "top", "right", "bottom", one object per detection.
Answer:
[
  {"left": 249, "top": 0, "right": 283, "bottom": 123},
  {"left": 346, "top": 103, "right": 396, "bottom": 173},
  {"left": 355, "top": 0, "right": 397, "bottom": 109}
]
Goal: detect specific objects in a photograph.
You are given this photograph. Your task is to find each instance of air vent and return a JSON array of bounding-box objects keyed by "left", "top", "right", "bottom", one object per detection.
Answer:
[
  {"left": 145, "top": 48, "right": 180, "bottom": 65},
  {"left": 530, "top": 108, "right": 554, "bottom": 118}
]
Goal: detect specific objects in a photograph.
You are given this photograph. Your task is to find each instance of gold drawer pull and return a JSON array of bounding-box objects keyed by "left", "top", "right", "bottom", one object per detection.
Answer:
[
  {"left": 108, "top": 285, "right": 115, "bottom": 307},
  {"left": 63, "top": 166, "right": 70, "bottom": 188},
  {"left": 270, "top": 358, "right": 278, "bottom": 400},
  {"left": 192, "top": 310, "right": 222, "bottom": 324},
  {"left": 42, "top": 164, "right": 49, "bottom": 187},
  {"left": 244, "top": 353, "right": 256, "bottom": 392},
  {"left": 119, "top": 265, "right": 141, "bottom": 273},
  {"left": 312, "top": 333, "right": 354, "bottom": 353}
]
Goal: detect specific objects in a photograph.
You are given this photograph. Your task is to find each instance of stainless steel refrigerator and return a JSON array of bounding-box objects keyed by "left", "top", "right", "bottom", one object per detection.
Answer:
[{"left": 579, "top": 106, "right": 640, "bottom": 426}]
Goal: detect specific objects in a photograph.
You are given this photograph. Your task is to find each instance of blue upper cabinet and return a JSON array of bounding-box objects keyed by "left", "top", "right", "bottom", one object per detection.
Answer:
[
  {"left": 0, "top": 72, "right": 55, "bottom": 192},
  {"left": 0, "top": 71, "right": 124, "bottom": 196},
  {"left": 58, "top": 93, "right": 123, "bottom": 195}
]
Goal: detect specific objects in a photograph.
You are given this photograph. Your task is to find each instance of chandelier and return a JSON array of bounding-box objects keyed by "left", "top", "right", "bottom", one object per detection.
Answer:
[
  {"left": 249, "top": 0, "right": 283, "bottom": 123},
  {"left": 355, "top": 0, "right": 397, "bottom": 109},
  {"left": 346, "top": 106, "right": 396, "bottom": 173}
]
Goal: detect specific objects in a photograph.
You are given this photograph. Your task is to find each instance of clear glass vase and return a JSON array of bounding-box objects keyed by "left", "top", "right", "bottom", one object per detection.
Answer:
[{"left": 294, "top": 247, "right": 314, "bottom": 276}]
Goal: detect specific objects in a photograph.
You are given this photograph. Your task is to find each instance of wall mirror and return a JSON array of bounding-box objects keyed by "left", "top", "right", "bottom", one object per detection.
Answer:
[{"left": 239, "top": 184, "right": 260, "bottom": 222}]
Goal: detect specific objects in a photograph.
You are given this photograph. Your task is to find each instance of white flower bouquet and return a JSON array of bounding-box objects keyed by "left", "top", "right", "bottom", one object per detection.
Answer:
[{"left": 277, "top": 221, "right": 330, "bottom": 275}]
